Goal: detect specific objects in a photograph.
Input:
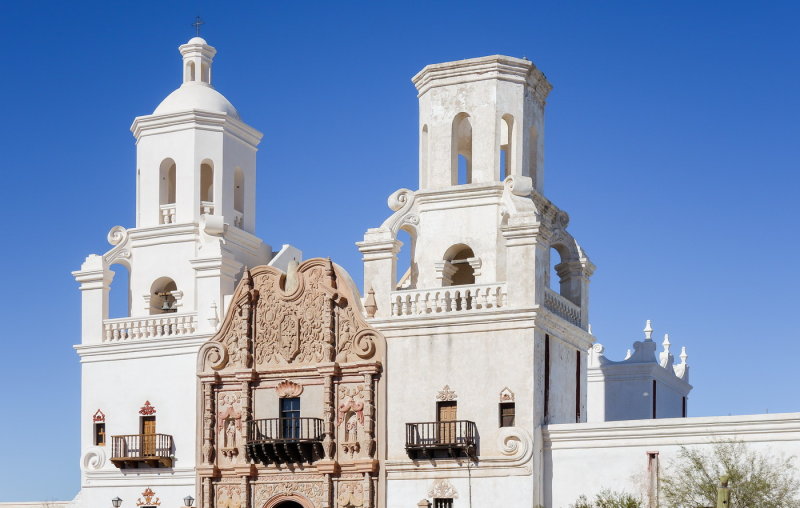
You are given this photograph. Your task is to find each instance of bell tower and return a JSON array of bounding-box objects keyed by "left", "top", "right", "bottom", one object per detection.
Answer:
[
  {"left": 133, "top": 37, "right": 258, "bottom": 233},
  {"left": 415, "top": 55, "right": 550, "bottom": 191},
  {"left": 360, "top": 55, "right": 595, "bottom": 507},
  {"left": 71, "top": 38, "right": 300, "bottom": 507}
]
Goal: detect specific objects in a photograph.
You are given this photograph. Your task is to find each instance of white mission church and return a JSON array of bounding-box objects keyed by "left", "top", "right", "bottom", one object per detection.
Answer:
[{"left": 5, "top": 37, "right": 800, "bottom": 508}]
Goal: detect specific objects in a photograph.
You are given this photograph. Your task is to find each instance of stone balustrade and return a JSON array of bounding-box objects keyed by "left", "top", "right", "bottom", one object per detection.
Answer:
[
  {"left": 390, "top": 283, "right": 507, "bottom": 317},
  {"left": 201, "top": 201, "right": 215, "bottom": 215},
  {"left": 103, "top": 312, "right": 197, "bottom": 342},
  {"left": 543, "top": 288, "right": 582, "bottom": 327},
  {"left": 159, "top": 204, "right": 176, "bottom": 224}
]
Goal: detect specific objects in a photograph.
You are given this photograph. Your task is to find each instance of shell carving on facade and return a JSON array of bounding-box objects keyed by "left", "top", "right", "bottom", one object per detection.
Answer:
[{"left": 276, "top": 380, "right": 304, "bottom": 398}]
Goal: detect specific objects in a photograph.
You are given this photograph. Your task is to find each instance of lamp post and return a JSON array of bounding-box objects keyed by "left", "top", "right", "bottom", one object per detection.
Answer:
[
  {"left": 183, "top": 495, "right": 195, "bottom": 507},
  {"left": 111, "top": 497, "right": 123, "bottom": 508}
]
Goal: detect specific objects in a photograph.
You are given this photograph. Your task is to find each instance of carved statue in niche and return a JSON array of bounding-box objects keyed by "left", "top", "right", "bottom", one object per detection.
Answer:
[
  {"left": 216, "top": 485, "right": 243, "bottom": 508},
  {"left": 338, "top": 386, "right": 365, "bottom": 459},
  {"left": 216, "top": 392, "right": 243, "bottom": 462},
  {"left": 337, "top": 482, "right": 365, "bottom": 508}
]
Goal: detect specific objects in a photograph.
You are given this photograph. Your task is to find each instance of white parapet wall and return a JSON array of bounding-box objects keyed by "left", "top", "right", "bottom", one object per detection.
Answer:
[{"left": 543, "top": 412, "right": 800, "bottom": 508}]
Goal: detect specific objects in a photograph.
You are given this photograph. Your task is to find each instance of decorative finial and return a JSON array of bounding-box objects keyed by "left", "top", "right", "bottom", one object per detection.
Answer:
[
  {"left": 643, "top": 320, "right": 653, "bottom": 341},
  {"left": 680, "top": 346, "right": 688, "bottom": 365},
  {"left": 662, "top": 333, "right": 671, "bottom": 352},
  {"left": 192, "top": 16, "right": 205, "bottom": 37},
  {"left": 364, "top": 288, "right": 377, "bottom": 318}
]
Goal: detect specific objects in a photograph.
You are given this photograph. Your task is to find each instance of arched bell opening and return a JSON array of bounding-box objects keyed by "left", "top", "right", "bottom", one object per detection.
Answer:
[
  {"left": 149, "top": 277, "right": 179, "bottom": 315},
  {"left": 440, "top": 243, "right": 477, "bottom": 287}
]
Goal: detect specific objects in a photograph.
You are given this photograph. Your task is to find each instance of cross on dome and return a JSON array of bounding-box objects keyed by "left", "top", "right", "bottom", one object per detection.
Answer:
[{"left": 192, "top": 16, "right": 204, "bottom": 36}]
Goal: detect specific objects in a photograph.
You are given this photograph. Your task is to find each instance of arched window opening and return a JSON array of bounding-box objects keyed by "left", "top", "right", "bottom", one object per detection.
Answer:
[
  {"left": 200, "top": 161, "right": 214, "bottom": 214},
  {"left": 451, "top": 114, "right": 472, "bottom": 185},
  {"left": 159, "top": 159, "right": 176, "bottom": 205},
  {"left": 441, "top": 244, "right": 476, "bottom": 287},
  {"left": 159, "top": 159, "right": 177, "bottom": 224},
  {"left": 420, "top": 124, "right": 429, "bottom": 182},
  {"left": 109, "top": 264, "right": 131, "bottom": 319},
  {"left": 500, "top": 115, "right": 514, "bottom": 180},
  {"left": 185, "top": 61, "right": 196, "bottom": 82},
  {"left": 234, "top": 168, "right": 245, "bottom": 227},
  {"left": 528, "top": 126, "right": 539, "bottom": 180},
  {"left": 201, "top": 62, "right": 210, "bottom": 84},
  {"left": 395, "top": 228, "right": 417, "bottom": 290},
  {"left": 149, "top": 277, "right": 178, "bottom": 315}
]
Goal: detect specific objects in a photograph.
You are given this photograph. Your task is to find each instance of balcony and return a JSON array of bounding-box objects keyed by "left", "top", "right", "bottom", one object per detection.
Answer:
[
  {"left": 390, "top": 283, "right": 507, "bottom": 317},
  {"left": 246, "top": 417, "right": 324, "bottom": 466},
  {"left": 102, "top": 312, "right": 197, "bottom": 342},
  {"left": 543, "top": 288, "right": 582, "bottom": 327},
  {"left": 110, "top": 434, "right": 173, "bottom": 468},
  {"left": 405, "top": 420, "right": 477, "bottom": 459}
]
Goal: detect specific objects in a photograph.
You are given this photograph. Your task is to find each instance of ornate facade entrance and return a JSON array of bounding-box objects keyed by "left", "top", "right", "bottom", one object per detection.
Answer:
[{"left": 197, "top": 259, "right": 385, "bottom": 508}]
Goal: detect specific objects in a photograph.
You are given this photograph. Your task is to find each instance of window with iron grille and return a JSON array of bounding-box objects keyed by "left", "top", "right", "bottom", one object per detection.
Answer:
[
  {"left": 499, "top": 402, "right": 515, "bottom": 427},
  {"left": 434, "top": 499, "right": 453, "bottom": 508}
]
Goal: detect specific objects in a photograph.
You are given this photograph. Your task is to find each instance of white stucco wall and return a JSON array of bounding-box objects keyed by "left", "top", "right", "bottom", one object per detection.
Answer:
[{"left": 544, "top": 413, "right": 800, "bottom": 508}]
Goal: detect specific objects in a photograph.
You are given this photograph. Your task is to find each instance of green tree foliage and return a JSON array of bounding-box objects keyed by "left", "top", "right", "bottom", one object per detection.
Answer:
[
  {"left": 660, "top": 440, "right": 800, "bottom": 508},
  {"left": 570, "top": 490, "right": 642, "bottom": 508}
]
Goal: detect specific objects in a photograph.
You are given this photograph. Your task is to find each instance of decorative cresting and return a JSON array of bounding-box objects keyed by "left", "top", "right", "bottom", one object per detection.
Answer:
[
  {"left": 136, "top": 487, "right": 161, "bottom": 506},
  {"left": 197, "top": 258, "right": 385, "bottom": 508},
  {"left": 199, "top": 259, "right": 382, "bottom": 373},
  {"left": 427, "top": 479, "right": 458, "bottom": 499},
  {"left": 139, "top": 400, "right": 156, "bottom": 415},
  {"left": 436, "top": 385, "right": 457, "bottom": 401}
]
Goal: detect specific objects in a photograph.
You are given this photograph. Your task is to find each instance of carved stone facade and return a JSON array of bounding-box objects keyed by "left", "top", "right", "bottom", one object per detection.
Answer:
[{"left": 198, "top": 259, "right": 385, "bottom": 508}]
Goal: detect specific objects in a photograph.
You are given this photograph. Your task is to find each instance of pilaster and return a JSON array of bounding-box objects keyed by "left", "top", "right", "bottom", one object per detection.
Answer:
[
  {"left": 357, "top": 229, "right": 401, "bottom": 319},
  {"left": 73, "top": 254, "right": 114, "bottom": 345}
]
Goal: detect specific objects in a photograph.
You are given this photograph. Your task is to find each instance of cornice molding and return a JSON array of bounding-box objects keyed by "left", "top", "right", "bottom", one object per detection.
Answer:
[{"left": 130, "top": 109, "right": 263, "bottom": 147}]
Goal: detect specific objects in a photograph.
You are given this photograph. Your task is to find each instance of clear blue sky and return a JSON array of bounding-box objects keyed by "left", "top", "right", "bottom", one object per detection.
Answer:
[{"left": 1, "top": 0, "right": 798, "bottom": 502}]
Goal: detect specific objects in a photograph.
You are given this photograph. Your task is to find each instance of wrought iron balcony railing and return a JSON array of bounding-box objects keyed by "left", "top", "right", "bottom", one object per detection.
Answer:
[
  {"left": 246, "top": 417, "right": 324, "bottom": 465},
  {"left": 110, "top": 433, "right": 173, "bottom": 468},
  {"left": 405, "top": 420, "right": 477, "bottom": 459}
]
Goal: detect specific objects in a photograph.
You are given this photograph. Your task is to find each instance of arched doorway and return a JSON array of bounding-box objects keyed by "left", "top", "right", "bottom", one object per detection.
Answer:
[{"left": 264, "top": 495, "right": 314, "bottom": 508}]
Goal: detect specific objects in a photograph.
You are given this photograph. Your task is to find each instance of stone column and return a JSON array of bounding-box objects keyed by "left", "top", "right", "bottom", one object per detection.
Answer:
[
  {"left": 361, "top": 373, "right": 376, "bottom": 459},
  {"left": 201, "top": 382, "right": 215, "bottom": 466}
]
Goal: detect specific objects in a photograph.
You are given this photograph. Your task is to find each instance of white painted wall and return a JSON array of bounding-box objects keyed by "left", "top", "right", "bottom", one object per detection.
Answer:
[{"left": 544, "top": 413, "right": 800, "bottom": 508}]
